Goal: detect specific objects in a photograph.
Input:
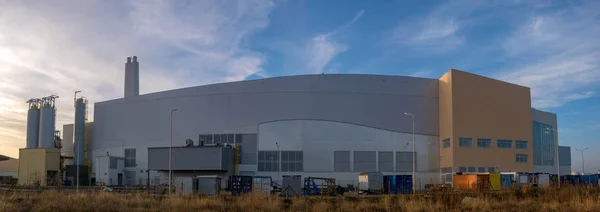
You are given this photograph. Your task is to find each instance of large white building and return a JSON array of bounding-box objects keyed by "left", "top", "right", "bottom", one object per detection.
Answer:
[{"left": 61, "top": 57, "right": 570, "bottom": 188}]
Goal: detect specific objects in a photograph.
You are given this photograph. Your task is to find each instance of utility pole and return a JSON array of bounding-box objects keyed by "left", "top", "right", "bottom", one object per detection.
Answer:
[
  {"left": 404, "top": 112, "right": 415, "bottom": 194},
  {"left": 169, "top": 108, "right": 178, "bottom": 196},
  {"left": 576, "top": 148, "right": 588, "bottom": 174}
]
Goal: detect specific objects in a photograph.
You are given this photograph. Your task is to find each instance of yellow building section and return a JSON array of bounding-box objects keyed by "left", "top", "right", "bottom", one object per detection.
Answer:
[
  {"left": 18, "top": 148, "right": 61, "bottom": 186},
  {"left": 234, "top": 144, "right": 240, "bottom": 175}
]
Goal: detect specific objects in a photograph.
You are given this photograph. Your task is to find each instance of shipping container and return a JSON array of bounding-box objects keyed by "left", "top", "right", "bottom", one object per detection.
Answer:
[
  {"left": 383, "top": 175, "right": 397, "bottom": 194},
  {"left": 477, "top": 174, "right": 490, "bottom": 190},
  {"left": 174, "top": 177, "right": 195, "bottom": 195},
  {"left": 282, "top": 175, "right": 302, "bottom": 197},
  {"left": 396, "top": 175, "right": 413, "bottom": 194},
  {"left": 358, "top": 172, "right": 383, "bottom": 193},
  {"left": 518, "top": 173, "right": 529, "bottom": 185},
  {"left": 550, "top": 174, "right": 559, "bottom": 185},
  {"left": 581, "top": 174, "right": 599, "bottom": 186},
  {"left": 500, "top": 174, "right": 514, "bottom": 189},
  {"left": 489, "top": 173, "right": 501, "bottom": 190},
  {"left": 454, "top": 175, "right": 477, "bottom": 190},
  {"left": 501, "top": 172, "right": 517, "bottom": 189},
  {"left": 538, "top": 174, "right": 550, "bottom": 188},
  {"left": 197, "top": 176, "right": 221, "bottom": 195},
  {"left": 253, "top": 176, "right": 273, "bottom": 194},
  {"left": 229, "top": 175, "right": 252, "bottom": 196}
]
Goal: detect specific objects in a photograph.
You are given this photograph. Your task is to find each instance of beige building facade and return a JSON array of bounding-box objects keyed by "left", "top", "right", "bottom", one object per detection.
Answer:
[
  {"left": 17, "top": 148, "right": 61, "bottom": 186},
  {"left": 439, "top": 69, "right": 534, "bottom": 174}
]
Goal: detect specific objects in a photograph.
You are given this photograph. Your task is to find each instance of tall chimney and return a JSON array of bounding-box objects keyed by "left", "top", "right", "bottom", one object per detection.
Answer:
[{"left": 124, "top": 56, "right": 139, "bottom": 98}]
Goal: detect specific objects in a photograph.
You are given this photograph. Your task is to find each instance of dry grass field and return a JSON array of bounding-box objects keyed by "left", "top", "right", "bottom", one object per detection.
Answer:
[{"left": 1, "top": 186, "right": 600, "bottom": 211}]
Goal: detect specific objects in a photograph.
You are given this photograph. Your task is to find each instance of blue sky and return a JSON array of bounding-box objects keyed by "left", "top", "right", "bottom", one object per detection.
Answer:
[{"left": 0, "top": 0, "right": 599, "bottom": 172}]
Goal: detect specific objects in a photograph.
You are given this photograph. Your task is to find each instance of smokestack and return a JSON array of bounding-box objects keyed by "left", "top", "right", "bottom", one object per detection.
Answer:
[{"left": 124, "top": 56, "right": 140, "bottom": 98}]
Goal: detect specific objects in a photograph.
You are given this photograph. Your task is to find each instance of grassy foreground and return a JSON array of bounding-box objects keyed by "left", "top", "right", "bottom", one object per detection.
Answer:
[{"left": 1, "top": 187, "right": 600, "bottom": 211}]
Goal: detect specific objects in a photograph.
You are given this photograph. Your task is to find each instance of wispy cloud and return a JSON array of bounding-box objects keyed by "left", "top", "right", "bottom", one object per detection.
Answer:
[
  {"left": 306, "top": 10, "right": 364, "bottom": 74},
  {"left": 497, "top": 2, "right": 600, "bottom": 108},
  {"left": 0, "top": 0, "right": 274, "bottom": 158}
]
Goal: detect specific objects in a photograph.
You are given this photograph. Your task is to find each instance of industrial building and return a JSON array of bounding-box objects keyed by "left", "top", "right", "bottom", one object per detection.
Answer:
[{"left": 19, "top": 56, "right": 571, "bottom": 190}]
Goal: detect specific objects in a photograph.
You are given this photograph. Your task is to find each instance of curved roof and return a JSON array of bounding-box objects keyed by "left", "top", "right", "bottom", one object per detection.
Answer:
[{"left": 98, "top": 74, "right": 438, "bottom": 105}]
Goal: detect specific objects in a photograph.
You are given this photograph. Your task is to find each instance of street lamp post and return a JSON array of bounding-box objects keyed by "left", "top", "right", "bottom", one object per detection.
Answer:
[
  {"left": 276, "top": 142, "right": 280, "bottom": 185},
  {"left": 545, "top": 128, "right": 559, "bottom": 188},
  {"left": 576, "top": 147, "right": 588, "bottom": 174},
  {"left": 74, "top": 90, "right": 81, "bottom": 193},
  {"left": 404, "top": 112, "right": 415, "bottom": 194},
  {"left": 168, "top": 109, "right": 178, "bottom": 196}
]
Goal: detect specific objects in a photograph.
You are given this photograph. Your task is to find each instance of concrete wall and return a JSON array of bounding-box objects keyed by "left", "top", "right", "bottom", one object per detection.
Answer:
[
  {"left": 89, "top": 74, "right": 440, "bottom": 182},
  {"left": 440, "top": 69, "right": 533, "bottom": 172},
  {"left": 257, "top": 119, "right": 440, "bottom": 189},
  {"left": 95, "top": 156, "right": 125, "bottom": 186}
]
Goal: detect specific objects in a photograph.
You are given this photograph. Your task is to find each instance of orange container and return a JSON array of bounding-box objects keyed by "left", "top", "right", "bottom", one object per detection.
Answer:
[
  {"left": 477, "top": 174, "right": 490, "bottom": 190},
  {"left": 454, "top": 175, "right": 477, "bottom": 190}
]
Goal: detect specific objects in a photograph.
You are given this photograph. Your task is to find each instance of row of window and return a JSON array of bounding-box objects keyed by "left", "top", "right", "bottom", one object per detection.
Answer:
[
  {"left": 258, "top": 151, "right": 417, "bottom": 173},
  {"left": 198, "top": 134, "right": 244, "bottom": 145},
  {"left": 443, "top": 138, "right": 528, "bottom": 149},
  {"left": 258, "top": 151, "right": 303, "bottom": 172},
  {"left": 458, "top": 166, "right": 496, "bottom": 173}
]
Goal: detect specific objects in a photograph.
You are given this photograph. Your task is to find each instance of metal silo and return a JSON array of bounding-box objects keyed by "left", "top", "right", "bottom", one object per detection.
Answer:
[
  {"left": 38, "top": 95, "right": 59, "bottom": 148},
  {"left": 25, "top": 98, "right": 41, "bottom": 148},
  {"left": 74, "top": 97, "right": 87, "bottom": 165}
]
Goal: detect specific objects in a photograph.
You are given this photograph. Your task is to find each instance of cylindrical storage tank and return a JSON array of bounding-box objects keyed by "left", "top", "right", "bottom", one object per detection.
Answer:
[
  {"left": 74, "top": 98, "right": 86, "bottom": 165},
  {"left": 38, "top": 107, "right": 56, "bottom": 148},
  {"left": 26, "top": 108, "right": 40, "bottom": 148}
]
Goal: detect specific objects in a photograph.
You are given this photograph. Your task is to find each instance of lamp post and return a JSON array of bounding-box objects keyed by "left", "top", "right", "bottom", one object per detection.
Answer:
[
  {"left": 545, "top": 128, "right": 559, "bottom": 188},
  {"left": 276, "top": 142, "right": 280, "bottom": 185},
  {"left": 404, "top": 112, "right": 415, "bottom": 194},
  {"left": 168, "top": 108, "right": 178, "bottom": 196},
  {"left": 576, "top": 147, "right": 588, "bottom": 174},
  {"left": 74, "top": 90, "right": 81, "bottom": 193}
]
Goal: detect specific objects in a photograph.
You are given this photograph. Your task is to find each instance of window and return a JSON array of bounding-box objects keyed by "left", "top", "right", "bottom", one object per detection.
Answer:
[
  {"left": 516, "top": 140, "right": 528, "bottom": 149},
  {"left": 458, "top": 167, "right": 466, "bottom": 172},
  {"left": 110, "top": 158, "right": 118, "bottom": 169},
  {"left": 378, "top": 152, "right": 394, "bottom": 172},
  {"left": 443, "top": 139, "right": 450, "bottom": 148},
  {"left": 459, "top": 138, "right": 473, "bottom": 147},
  {"left": 468, "top": 167, "right": 475, "bottom": 172},
  {"left": 334, "top": 151, "right": 351, "bottom": 172},
  {"left": 241, "top": 134, "right": 257, "bottom": 165},
  {"left": 516, "top": 154, "right": 528, "bottom": 163},
  {"left": 199, "top": 134, "right": 213, "bottom": 145},
  {"left": 441, "top": 167, "right": 453, "bottom": 174},
  {"left": 497, "top": 140, "right": 512, "bottom": 148},
  {"left": 488, "top": 167, "right": 496, "bottom": 173},
  {"left": 478, "top": 167, "right": 486, "bottom": 173},
  {"left": 477, "top": 139, "right": 491, "bottom": 148},
  {"left": 124, "top": 148, "right": 136, "bottom": 167},
  {"left": 227, "top": 134, "right": 234, "bottom": 144},
  {"left": 258, "top": 151, "right": 279, "bottom": 172},
  {"left": 354, "top": 151, "right": 376, "bottom": 172},
  {"left": 281, "top": 151, "right": 303, "bottom": 172},
  {"left": 396, "top": 152, "right": 416, "bottom": 172},
  {"left": 235, "top": 134, "right": 242, "bottom": 144},
  {"left": 214, "top": 134, "right": 221, "bottom": 144}
]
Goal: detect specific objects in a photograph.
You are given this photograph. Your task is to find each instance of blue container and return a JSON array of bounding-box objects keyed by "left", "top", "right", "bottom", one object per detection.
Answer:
[
  {"left": 383, "top": 175, "right": 397, "bottom": 194},
  {"left": 573, "top": 175, "right": 582, "bottom": 185},
  {"left": 581, "top": 174, "right": 599, "bottom": 186},
  {"left": 396, "top": 175, "right": 412, "bottom": 194},
  {"left": 501, "top": 174, "right": 514, "bottom": 189}
]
